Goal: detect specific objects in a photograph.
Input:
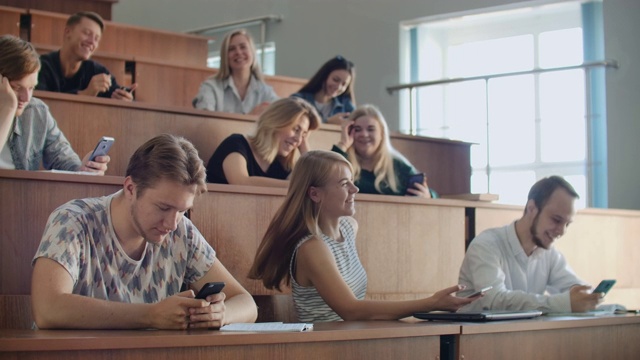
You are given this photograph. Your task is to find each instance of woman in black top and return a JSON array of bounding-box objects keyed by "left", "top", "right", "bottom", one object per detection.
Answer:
[{"left": 206, "top": 97, "right": 320, "bottom": 187}]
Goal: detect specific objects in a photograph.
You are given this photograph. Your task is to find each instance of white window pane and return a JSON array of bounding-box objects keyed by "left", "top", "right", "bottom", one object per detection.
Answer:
[
  {"left": 563, "top": 175, "right": 587, "bottom": 209},
  {"left": 490, "top": 171, "right": 537, "bottom": 205},
  {"left": 448, "top": 35, "right": 534, "bottom": 77},
  {"left": 471, "top": 169, "right": 488, "bottom": 194},
  {"left": 416, "top": 86, "right": 445, "bottom": 137},
  {"left": 540, "top": 70, "right": 586, "bottom": 162},
  {"left": 488, "top": 75, "right": 535, "bottom": 166},
  {"left": 445, "top": 80, "right": 487, "bottom": 143},
  {"left": 539, "top": 28, "right": 583, "bottom": 68}
]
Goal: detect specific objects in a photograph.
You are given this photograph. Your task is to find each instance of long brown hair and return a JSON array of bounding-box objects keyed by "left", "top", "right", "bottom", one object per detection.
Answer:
[{"left": 248, "top": 150, "right": 353, "bottom": 291}]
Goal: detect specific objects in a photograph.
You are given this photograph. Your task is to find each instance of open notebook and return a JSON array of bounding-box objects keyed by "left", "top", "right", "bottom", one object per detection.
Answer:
[{"left": 413, "top": 310, "right": 543, "bottom": 322}]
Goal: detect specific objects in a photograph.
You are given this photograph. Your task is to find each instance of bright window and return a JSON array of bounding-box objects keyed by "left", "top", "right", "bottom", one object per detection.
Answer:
[{"left": 400, "top": 1, "right": 605, "bottom": 208}]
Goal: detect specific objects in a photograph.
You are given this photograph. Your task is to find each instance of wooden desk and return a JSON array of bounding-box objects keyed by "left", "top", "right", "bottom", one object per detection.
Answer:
[
  {"left": 37, "top": 91, "right": 472, "bottom": 195},
  {"left": 0, "top": 170, "right": 467, "bottom": 300},
  {"left": 0, "top": 321, "right": 457, "bottom": 359},
  {"left": 133, "top": 60, "right": 306, "bottom": 107},
  {"left": 458, "top": 314, "right": 640, "bottom": 359},
  {"left": 0, "top": 0, "right": 116, "bottom": 20},
  {"left": 189, "top": 184, "right": 467, "bottom": 299},
  {"left": 471, "top": 203, "right": 640, "bottom": 309},
  {"left": 28, "top": 9, "right": 208, "bottom": 66},
  {"left": 0, "top": 171, "right": 121, "bottom": 295},
  {"left": 0, "top": 5, "right": 23, "bottom": 37}
]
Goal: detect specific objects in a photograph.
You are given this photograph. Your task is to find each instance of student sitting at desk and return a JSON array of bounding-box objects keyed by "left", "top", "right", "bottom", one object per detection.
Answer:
[
  {"left": 249, "top": 150, "right": 479, "bottom": 322},
  {"left": 36, "top": 11, "right": 137, "bottom": 101},
  {"left": 332, "top": 104, "right": 436, "bottom": 198},
  {"left": 291, "top": 56, "right": 356, "bottom": 124},
  {"left": 0, "top": 35, "right": 109, "bottom": 174},
  {"left": 206, "top": 97, "right": 319, "bottom": 188},
  {"left": 457, "top": 176, "right": 603, "bottom": 313},
  {"left": 193, "top": 29, "right": 278, "bottom": 115},
  {"left": 31, "top": 134, "right": 257, "bottom": 329}
]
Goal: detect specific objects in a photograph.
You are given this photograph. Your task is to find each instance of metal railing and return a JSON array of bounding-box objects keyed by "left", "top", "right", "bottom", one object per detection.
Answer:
[{"left": 386, "top": 60, "right": 618, "bottom": 135}]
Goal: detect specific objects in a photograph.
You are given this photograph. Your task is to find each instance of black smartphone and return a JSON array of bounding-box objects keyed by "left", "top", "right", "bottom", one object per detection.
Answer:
[
  {"left": 120, "top": 85, "right": 132, "bottom": 92},
  {"left": 405, "top": 173, "right": 425, "bottom": 195},
  {"left": 592, "top": 279, "right": 616, "bottom": 295},
  {"left": 466, "top": 286, "right": 493, "bottom": 298},
  {"left": 195, "top": 282, "right": 225, "bottom": 300},
  {"left": 89, "top": 136, "right": 115, "bottom": 161}
]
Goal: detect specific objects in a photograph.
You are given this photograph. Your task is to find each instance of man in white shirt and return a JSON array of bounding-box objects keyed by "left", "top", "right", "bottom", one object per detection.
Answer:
[{"left": 457, "top": 176, "right": 602, "bottom": 313}]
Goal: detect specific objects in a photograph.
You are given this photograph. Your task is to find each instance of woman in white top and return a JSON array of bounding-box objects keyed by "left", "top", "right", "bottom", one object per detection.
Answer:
[
  {"left": 193, "top": 29, "right": 278, "bottom": 115},
  {"left": 249, "top": 150, "right": 480, "bottom": 322}
]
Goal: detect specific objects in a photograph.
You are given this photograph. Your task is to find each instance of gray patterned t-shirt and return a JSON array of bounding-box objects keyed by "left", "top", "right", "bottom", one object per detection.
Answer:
[{"left": 32, "top": 191, "right": 216, "bottom": 303}]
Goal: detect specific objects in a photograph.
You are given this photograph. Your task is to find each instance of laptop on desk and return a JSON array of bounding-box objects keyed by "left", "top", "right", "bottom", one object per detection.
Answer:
[{"left": 413, "top": 310, "right": 543, "bottom": 322}]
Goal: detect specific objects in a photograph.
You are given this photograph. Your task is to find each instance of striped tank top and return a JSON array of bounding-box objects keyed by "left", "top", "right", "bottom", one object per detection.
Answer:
[{"left": 290, "top": 217, "right": 368, "bottom": 322}]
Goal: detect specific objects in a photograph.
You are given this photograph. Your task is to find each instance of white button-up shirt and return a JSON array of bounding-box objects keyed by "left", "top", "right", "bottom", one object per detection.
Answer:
[{"left": 458, "top": 222, "right": 585, "bottom": 313}]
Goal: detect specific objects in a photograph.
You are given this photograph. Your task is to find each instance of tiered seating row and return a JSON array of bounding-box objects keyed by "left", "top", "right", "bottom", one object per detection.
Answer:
[
  {"left": 39, "top": 91, "right": 472, "bottom": 195},
  {"left": 27, "top": 9, "right": 209, "bottom": 67}
]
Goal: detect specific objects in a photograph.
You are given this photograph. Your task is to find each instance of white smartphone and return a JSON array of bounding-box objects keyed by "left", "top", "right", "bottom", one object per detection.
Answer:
[
  {"left": 466, "top": 286, "right": 493, "bottom": 298},
  {"left": 89, "top": 136, "right": 115, "bottom": 161}
]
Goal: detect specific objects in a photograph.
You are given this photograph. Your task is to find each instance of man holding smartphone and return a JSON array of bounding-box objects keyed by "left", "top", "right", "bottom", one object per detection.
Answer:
[
  {"left": 0, "top": 35, "right": 109, "bottom": 174},
  {"left": 36, "top": 12, "right": 138, "bottom": 101},
  {"left": 457, "top": 176, "right": 603, "bottom": 313},
  {"left": 31, "top": 134, "right": 257, "bottom": 329}
]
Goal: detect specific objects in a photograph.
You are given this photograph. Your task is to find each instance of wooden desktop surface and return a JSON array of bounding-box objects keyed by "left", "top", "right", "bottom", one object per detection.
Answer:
[
  {"left": 457, "top": 314, "right": 640, "bottom": 359},
  {"left": 0, "top": 321, "right": 455, "bottom": 359}
]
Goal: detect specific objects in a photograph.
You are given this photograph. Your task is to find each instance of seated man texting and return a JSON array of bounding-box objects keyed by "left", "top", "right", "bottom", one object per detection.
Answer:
[
  {"left": 0, "top": 35, "right": 109, "bottom": 173},
  {"left": 457, "top": 176, "right": 602, "bottom": 313},
  {"left": 31, "top": 134, "right": 257, "bottom": 329},
  {"left": 36, "top": 11, "right": 137, "bottom": 101}
]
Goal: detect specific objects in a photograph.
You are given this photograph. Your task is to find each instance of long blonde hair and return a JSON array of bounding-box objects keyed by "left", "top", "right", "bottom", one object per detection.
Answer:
[
  {"left": 248, "top": 151, "right": 353, "bottom": 291},
  {"left": 347, "top": 104, "right": 406, "bottom": 193},
  {"left": 215, "top": 28, "right": 264, "bottom": 81},
  {"left": 248, "top": 97, "right": 320, "bottom": 171}
]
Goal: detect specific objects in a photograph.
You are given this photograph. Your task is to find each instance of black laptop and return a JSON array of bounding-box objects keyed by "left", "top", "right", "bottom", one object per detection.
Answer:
[{"left": 413, "top": 310, "right": 543, "bottom": 322}]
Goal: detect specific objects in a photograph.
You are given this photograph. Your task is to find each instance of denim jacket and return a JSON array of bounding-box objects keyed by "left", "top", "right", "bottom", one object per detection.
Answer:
[
  {"left": 8, "top": 97, "right": 82, "bottom": 171},
  {"left": 291, "top": 92, "right": 355, "bottom": 123}
]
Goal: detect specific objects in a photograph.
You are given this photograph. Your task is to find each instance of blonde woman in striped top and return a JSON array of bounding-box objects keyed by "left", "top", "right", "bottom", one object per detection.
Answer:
[{"left": 249, "top": 150, "right": 479, "bottom": 322}]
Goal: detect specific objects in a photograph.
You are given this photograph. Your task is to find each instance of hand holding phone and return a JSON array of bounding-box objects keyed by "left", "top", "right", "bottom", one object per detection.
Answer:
[
  {"left": 591, "top": 279, "right": 616, "bottom": 296},
  {"left": 89, "top": 136, "right": 114, "bottom": 161},
  {"left": 466, "top": 286, "right": 493, "bottom": 298},
  {"left": 405, "top": 173, "right": 426, "bottom": 196},
  {"left": 195, "top": 282, "right": 225, "bottom": 300}
]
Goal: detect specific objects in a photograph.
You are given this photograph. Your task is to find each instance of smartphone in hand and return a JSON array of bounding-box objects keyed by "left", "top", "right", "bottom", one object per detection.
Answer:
[
  {"left": 466, "top": 286, "right": 493, "bottom": 298},
  {"left": 195, "top": 282, "right": 225, "bottom": 300},
  {"left": 89, "top": 136, "right": 115, "bottom": 161},
  {"left": 592, "top": 279, "right": 616, "bottom": 296},
  {"left": 405, "top": 173, "right": 426, "bottom": 196}
]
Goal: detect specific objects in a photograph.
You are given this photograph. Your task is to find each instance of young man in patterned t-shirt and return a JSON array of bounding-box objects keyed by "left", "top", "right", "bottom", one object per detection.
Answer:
[{"left": 31, "top": 134, "right": 257, "bottom": 329}]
